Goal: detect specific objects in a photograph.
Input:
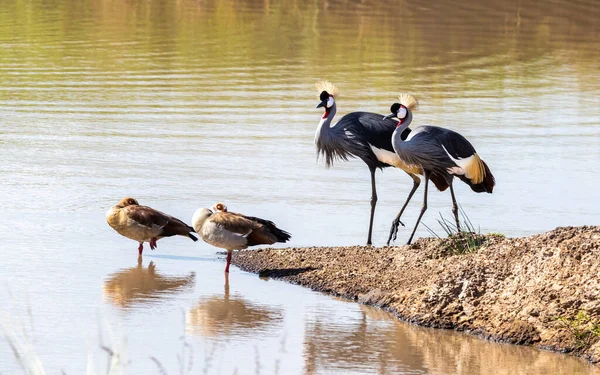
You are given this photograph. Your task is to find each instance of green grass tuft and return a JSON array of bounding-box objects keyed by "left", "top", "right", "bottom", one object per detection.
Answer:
[{"left": 555, "top": 310, "right": 600, "bottom": 351}]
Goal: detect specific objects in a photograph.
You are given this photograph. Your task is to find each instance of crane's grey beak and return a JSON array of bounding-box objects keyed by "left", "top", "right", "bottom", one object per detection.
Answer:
[
  {"left": 316, "top": 101, "right": 326, "bottom": 109},
  {"left": 383, "top": 113, "right": 396, "bottom": 120}
]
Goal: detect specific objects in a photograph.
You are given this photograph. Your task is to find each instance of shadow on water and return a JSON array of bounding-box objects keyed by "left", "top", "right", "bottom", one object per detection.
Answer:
[
  {"left": 102, "top": 258, "right": 196, "bottom": 309},
  {"left": 258, "top": 266, "right": 319, "bottom": 278},
  {"left": 186, "top": 273, "right": 283, "bottom": 338}
]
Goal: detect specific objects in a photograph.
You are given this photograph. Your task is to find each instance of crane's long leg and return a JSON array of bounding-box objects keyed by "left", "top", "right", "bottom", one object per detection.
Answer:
[
  {"left": 407, "top": 171, "right": 430, "bottom": 245},
  {"left": 449, "top": 182, "right": 461, "bottom": 232},
  {"left": 387, "top": 173, "right": 421, "bottom": 245},
  {"left": 366, "top": 166, "right": 378, "bottom": 245}
]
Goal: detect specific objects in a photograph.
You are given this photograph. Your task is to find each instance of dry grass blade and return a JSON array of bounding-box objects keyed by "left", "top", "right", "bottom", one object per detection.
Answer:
[
  {"left": 0, "top": 313, "right": 46, "bottom": 375},
  {"left": 150, "top": 357, "right": 168, "bottom": 375}
]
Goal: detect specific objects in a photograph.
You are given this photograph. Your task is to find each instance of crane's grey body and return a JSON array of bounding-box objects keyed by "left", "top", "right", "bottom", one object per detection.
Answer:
[
  {"left": 387, "top": 103, "right": 495, "bottom": 245},
  {"left": 392, "top": 125, "right": 472, "bottom": 182}
]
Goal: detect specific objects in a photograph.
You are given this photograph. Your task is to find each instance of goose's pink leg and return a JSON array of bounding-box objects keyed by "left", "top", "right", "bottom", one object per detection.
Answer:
[
  {"left": 225, "top": 251, "right": 232, "bottom": 273},
  {"left": 138, "top": 243, "right": 143, "bottom": 255},
  {"left": 150, "top": 237, "right": 158, "bottom": 250}
]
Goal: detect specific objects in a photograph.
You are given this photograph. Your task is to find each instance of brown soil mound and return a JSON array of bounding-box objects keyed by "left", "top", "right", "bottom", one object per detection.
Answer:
[{"left": 232, "top": 226, "right": 600, "bottom": 363}]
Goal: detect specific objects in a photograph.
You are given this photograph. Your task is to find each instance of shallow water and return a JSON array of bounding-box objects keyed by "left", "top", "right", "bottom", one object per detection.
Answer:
[{"left": 1, "top": 0, "right": 599, "bottom": 373}]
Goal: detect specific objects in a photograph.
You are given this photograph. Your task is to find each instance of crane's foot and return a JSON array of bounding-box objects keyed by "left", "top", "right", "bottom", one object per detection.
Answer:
[{"left": 386, "top": 218, "right": 405, "bottom": 245}]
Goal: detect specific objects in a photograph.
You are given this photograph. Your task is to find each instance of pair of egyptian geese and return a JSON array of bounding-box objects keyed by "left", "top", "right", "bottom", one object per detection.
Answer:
[
  {"left": 106, "top": 199, "right": 290, "bottom": 273},
  {"left": 107, "top": 82, "right": 495, "bottom": 273}
]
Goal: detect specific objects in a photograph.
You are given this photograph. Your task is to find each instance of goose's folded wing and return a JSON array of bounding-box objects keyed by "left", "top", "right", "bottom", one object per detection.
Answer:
[
  {"left": 237, "top": 214, "right": 291, "bottom": 242},
  {"left": 124, "top": 205, "right": 171, "bottom": 228},
  {"left": 210, "top": 212, "right": 262, "bottom": 235}
]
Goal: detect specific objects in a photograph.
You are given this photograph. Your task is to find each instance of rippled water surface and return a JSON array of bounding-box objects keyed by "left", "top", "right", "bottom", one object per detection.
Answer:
[{"left": 1, "top": 0, "right": 599, "bottom": 373}]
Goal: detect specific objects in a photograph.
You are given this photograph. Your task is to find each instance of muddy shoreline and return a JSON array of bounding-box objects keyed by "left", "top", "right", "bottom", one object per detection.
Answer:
[{"left": 232, "top": 226, "right": 600, "bottom": 364}]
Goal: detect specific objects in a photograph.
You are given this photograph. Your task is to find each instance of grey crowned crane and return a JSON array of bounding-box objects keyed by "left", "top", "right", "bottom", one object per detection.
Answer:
[
  {"left": 192, "top": 204, "right": 291, "bottom": 273},
  {"left": 314, "top": 81, "right": 448, "bottom": 245},
  {"left": 384, "top": 96, "right": 495, "bottom": 245},
  {"left": 106, "top": 197, "right": 198, "bottom": 256}
]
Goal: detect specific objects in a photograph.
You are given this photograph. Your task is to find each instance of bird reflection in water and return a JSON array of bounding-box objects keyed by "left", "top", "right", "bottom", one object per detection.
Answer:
[
  {"left": 304, "top": 305, "right": 599, "bottom": 375},
  {"left": 186, "top": 273, "right": 283, "bottom": 338},
  {"left": 303, "top": 305, "right": 425, "bottom": 375},
  {"left": 103, "top": 258, "right": 195, "bottom": 308}
]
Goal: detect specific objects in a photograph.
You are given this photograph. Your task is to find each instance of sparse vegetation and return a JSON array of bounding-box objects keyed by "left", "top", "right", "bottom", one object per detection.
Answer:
[
  {"left": 424, "top": 206, "right": 486, "bottom": 255},
  {"left": 556, "top": 310, "right": 600, "bottom": 351}
]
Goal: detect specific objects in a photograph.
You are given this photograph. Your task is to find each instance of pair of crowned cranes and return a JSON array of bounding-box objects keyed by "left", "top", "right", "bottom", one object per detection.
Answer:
[{"left": 107, "top": 81, "right": 494, "bottom": 272}]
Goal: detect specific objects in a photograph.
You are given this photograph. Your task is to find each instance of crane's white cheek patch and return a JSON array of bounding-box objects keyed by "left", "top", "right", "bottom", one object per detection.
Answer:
[
  {"left": 326, "top": 97, "right": 334, "bottom": 108},
  {"left": 398, "top": 107, "right": 407, "bottom": 119}
]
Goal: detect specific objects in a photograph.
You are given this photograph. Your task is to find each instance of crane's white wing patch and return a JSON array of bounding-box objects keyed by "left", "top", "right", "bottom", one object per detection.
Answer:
[
  {"left": 369, "top": 144, "right": 402, "bottom": 166},
  {"left": 441, "top": 144, "right": 471, "bottom": 175},
  {"left": 405, "top": 127, "right": 426, "bottom": 141}
]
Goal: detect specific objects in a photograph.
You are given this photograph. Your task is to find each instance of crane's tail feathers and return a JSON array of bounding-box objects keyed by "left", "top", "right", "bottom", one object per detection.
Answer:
[
  {"left": 397, "top": 93, "right": 419, "bottom": 111},
  {"left": 480, "top": 161, "right": 495, "bottom": 193},
  {"left": 316, "top": 80, "right": 340, "bottom": 97},
  {"left": 459, "top": 160, "right": 495, "bottom": 193}
]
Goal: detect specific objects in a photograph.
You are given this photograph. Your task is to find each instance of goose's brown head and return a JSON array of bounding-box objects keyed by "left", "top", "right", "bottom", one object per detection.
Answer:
[
  {"left": 212, "top": 202, "right": 228, "bottom": 212},
  {"left": 117, "top": 197, "right": 139, "bottom": 207}
]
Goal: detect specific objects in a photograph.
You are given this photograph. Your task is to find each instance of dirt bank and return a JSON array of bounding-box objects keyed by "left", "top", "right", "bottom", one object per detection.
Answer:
[{"left": 232, "top": 226, "right": 600, "bottom": 363}]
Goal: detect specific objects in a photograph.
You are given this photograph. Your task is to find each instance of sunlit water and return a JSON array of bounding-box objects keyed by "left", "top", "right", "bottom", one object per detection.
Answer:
[{"left": 1, "top": 0, "right": 599, "bottom": 373}]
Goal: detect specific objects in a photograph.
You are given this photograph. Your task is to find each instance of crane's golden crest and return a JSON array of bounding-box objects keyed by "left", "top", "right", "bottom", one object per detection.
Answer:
[
  {"left": 315, "top": 80, "right": 340, "bottom": 98},
  {"left": 397, "top": 93, "right": 419, "bottom": 111}
]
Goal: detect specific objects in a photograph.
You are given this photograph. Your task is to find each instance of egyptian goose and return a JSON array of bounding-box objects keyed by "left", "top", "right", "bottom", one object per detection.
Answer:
[
  {"left": 192, "top": 203, "right": 291, "bottom": 272},
  {"left": 106, "top": 197, "right": 198, "bottom": 255}
]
